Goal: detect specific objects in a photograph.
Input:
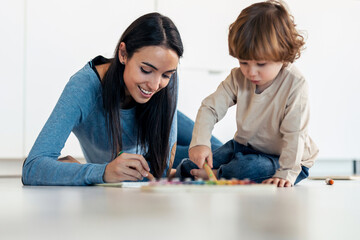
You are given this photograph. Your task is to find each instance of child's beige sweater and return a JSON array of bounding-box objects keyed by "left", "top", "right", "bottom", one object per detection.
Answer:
[{"left": 190, "top": 64, "right": 319, "bottom": 184}]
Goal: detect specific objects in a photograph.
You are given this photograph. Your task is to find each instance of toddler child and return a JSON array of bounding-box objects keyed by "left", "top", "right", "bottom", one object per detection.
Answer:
[{"left": 176, "top": 0, "right": 319, "bottom": 187}]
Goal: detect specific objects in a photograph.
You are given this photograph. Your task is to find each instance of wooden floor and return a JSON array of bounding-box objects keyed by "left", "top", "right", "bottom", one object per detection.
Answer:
[{"left": 1, "top": 177, "right": 360, "bottom": 240}]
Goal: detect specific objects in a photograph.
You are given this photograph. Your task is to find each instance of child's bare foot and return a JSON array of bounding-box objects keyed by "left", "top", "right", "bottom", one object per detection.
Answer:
[
  {"left": 168, "top": 169, "right": 177, "bottom": 180},
  {"left": 190, "top": 169, "right": 218, "bottom": 180}
]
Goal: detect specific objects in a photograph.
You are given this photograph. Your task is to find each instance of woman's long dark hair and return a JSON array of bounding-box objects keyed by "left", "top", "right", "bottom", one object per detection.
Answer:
[{"left": 102, "top": 13, "right": 183, "bottom": 178}]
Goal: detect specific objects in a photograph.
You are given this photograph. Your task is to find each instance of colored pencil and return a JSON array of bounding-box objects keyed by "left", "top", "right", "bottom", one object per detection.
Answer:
[{"left": 203, "top": 162, "right": 218, "bottom": 181}]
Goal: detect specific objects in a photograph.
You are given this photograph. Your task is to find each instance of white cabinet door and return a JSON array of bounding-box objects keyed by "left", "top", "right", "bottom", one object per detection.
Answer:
[
  {"left": 287, "top": 0, "right": 360, "bottom": 159},
  {"left": 177, "top": 67, "right": 237, "bottom": 143},
  {"left": 25, "top": 0, "right": 155, "bottom": 158},
  {"left": 0, "top": 0, "right": 24, "bottom": 158}
]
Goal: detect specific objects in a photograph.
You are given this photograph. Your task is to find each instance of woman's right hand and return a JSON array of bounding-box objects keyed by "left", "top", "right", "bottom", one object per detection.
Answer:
[
  {"left": 189, "top": 145, "right": 213, "bottom": 168},
  {"left": 103, "top": 152, "right": 151, "bottom": 183}
]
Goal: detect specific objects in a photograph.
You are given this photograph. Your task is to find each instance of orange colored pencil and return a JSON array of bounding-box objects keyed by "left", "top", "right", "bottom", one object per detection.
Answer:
[{"left": 147, "top": 172, "right": 155, "bottom": 181}]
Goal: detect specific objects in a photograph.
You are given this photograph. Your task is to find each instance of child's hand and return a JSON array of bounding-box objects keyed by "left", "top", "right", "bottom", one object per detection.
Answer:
[
  {"left": 189, "top": 145, "right": 213, "bottom": 168},
  {"left": 262, "top": 177, "right": 292, "bottom": 187}
]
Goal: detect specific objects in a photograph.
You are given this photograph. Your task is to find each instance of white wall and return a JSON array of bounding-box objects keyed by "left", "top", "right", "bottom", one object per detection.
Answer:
[
  {"left": 289, "top": 0, "right": 360, "bottom": 160},
  {"left": 0, "top": 0, "right": 24, "bottom": 158},
  {"left": 23, "top": 0, "right": 155, "bottom": 158},
  {"left": 1, "top": 0, "right": 360, "bottom": 161}
]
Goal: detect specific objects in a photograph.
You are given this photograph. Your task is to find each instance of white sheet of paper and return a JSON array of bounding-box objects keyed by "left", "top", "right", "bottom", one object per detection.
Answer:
[{"left": 95, "top": 182, "right": 150, "bottom": 188}]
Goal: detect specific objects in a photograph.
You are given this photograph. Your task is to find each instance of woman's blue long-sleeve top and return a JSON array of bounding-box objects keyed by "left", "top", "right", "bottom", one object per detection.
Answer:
[{"left": 22, "top": 58, "right": 177, "bottom": 185}]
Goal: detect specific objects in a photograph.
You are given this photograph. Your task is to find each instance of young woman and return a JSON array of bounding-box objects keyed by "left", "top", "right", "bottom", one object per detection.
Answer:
[{"left": 22, "top": 12, "right": 197, "bottom": 185}]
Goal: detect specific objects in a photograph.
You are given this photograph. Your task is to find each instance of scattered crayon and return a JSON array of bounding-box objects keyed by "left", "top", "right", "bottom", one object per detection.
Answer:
[
  {"left": 148, "top": 178, "right": 256, "bottom": 186},
  {"left": 325, "top": 178, "right": 334, "bottom": 185},
  {"left": 184, "top": 178, "right": 193, "bottom": 184},
  {"left": 217, "top": 179, "right": 227, "bottom": 185},
  {"left": 193, "top": 179, "right": 205, "bottom": 185},
  {"left": 170, "top": 178, "right": 181, "bottom": 184},
  {"left": 206, "top": 180, "right": 217, "bottom": 185}
]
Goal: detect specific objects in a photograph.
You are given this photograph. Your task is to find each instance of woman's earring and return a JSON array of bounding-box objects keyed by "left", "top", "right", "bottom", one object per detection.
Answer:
[{"left": 121, "top": 55, "right": 126, "bottom": 65}]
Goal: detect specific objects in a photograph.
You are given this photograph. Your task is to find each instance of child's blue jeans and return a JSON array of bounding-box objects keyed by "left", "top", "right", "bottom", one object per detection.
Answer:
[{"left": 176, "top": 139, "right": 309, "bottom": 185}]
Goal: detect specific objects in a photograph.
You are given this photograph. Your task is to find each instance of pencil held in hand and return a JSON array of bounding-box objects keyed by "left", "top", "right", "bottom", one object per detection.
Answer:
[
  {"left": 147, "top": 172, "right": 155, "bottom": 181},
  {"left": 117, "top": 151, "right": 155, "bottom": 181},
  {"left": 203, "top": 162, "right": 218, "bottom": 181}
]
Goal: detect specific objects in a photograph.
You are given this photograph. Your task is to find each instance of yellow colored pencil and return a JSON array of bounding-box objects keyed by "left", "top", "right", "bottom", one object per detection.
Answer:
[{"left": 203, "top": 162, "right": 218, "bottom": 181}]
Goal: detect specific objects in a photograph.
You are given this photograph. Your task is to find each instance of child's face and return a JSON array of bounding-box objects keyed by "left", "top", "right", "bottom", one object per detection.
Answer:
[
  {"left": 239, "top": 60, "right": 283, "bottom": 90},
  {"left": 120, "top": 44, "right": 179, "bottom": 106}
]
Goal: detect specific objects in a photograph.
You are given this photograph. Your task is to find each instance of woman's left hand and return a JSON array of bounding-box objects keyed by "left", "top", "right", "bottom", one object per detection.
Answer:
[{"left": 262, "top": 177, "right": 292, "bottom": 187}]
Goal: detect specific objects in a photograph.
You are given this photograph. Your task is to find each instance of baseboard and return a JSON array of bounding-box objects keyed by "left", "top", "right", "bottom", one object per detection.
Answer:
[{"left": 0, "top": 159, "right": 24, "bottom": 177}]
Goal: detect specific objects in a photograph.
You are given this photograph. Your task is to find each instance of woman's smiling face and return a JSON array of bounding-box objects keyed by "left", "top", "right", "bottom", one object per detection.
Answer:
[{"left": 119, "top": 43, "right": 179, "bottom": 107}]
